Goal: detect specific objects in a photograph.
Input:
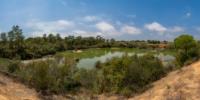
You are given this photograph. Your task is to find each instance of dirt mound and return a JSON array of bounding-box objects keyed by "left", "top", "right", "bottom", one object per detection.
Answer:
[
  {"left": 131, "top": 61, "right": 200, "bottom": 100},
  {"left": 0, "top": 74, "right": 40, "bottom": 100}
]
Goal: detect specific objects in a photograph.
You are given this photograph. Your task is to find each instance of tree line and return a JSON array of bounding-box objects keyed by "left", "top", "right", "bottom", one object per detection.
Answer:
[
  {"left": 0, "top": 26, "right": 109, "bottom": 59},
  {"left": 0, "top": 26, "right": 170, "bottom": 60}
]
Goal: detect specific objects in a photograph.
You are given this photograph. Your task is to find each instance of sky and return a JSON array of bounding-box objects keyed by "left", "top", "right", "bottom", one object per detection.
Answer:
[{"left": 0, "top": 0, "right": 200, "bottom": 40}]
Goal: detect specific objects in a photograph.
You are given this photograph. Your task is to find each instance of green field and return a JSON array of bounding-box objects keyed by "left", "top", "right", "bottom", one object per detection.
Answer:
[{"left": 57, "top": 48, "right": 175, "bottom": 58}]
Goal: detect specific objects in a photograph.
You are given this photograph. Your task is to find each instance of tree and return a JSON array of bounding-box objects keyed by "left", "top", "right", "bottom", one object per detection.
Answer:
[
  {"left": 48, "top": 33, "right": 56, "bottom": 43},
  {"left": 0, "top": 32, "right": 7, "bottom": 43},
  {"left": 56, "top": 33, "right": 62, "bottom": 41},
  {"left": 174, "top": 35, "right": 197, "bottom": 51},
  {"left": 14, "top": 26, "right": 24, "bottom": 42},
  {"left": 65, "top": 36, "right": 75, "bottom": 49},
  {"left": 5, "top": 26, "right": 25, "bottom": 59},
  {"left": 110, "top": 38, "right": 115, "bottom": 46},
  {"left": 8, "top": 29, "right": 15, "bottom": 50},
  {"left": 43, "top": 34, "right": 47, "bottom": 42},
  {"left": 174, "top": 34, "right": 198, "bottom": 66}
]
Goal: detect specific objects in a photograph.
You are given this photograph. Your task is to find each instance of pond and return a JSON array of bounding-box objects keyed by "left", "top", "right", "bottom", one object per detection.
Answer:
[
  {"left": 60, "top": 48, "right": 175, "bottom": 69},
  {"left": 76, "top": 52, "right": 175, "bottom": 69},
  {"left": 21, "top": 48, "right": 175, "bottom": 69}
]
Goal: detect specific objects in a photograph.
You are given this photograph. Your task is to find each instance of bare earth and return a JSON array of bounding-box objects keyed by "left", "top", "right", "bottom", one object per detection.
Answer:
[{"left": 0, "top": 74, "right": 40, "bottom": 100}]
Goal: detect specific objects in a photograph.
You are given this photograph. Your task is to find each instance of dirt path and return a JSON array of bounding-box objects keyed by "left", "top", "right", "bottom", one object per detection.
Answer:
[
  {"left": 0, "top": 73, "right": 41, "bottom": 100},
  {"left": 21, "top": 57, "right": 54, "bottom": 64},
  {"left": 131, "top": 61, "right": 200, "bottom": 100}
]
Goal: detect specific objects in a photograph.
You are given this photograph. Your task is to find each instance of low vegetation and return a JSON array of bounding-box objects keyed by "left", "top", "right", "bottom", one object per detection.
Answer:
[
  {"left": 0, "top": 26, "right": 199, "bottom": 98},
  {"left": 89, "top": 54, "right": 166, "bottom": 96},
  {"left": 10, "top": 58, "right": 79, "bottom": 94},
  {"left": 0, "top": 54, "right": 168, "bottom": 97}
]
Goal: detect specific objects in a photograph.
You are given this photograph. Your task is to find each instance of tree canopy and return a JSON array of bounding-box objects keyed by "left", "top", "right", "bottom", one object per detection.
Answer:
[
  {"left": 174, "top": 34, "right": 199, "bottom": 66},
  {"left": 174, "top": 34, "right": 197, "bottom": 51}
]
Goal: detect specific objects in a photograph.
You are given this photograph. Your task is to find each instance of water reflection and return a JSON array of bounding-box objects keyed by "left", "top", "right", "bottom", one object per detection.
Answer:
[
  {"left": 76, "top": 51, "right": 175, "bottom": 69},
  {"left": 21, "top": 49, "right": 175, "bottom": 69}
]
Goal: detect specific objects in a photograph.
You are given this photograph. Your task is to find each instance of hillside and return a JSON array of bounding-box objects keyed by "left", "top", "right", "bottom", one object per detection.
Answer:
[
  {"left": 0, "top": 73, "right": 40, "bottom": 100},
  {"left": 131, "top": 61, "right": 200, "bottom": 100}
]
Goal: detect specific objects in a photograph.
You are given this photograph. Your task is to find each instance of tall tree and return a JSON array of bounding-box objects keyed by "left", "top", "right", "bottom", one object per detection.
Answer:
[
  {"left": 9, "top": 25, "right": 25, "bottom": 59},
  {"left": 0, "top": 32, "right": 7, "bottom": 43}
]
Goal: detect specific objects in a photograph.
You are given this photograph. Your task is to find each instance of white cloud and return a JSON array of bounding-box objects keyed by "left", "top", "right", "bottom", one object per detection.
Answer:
[
  {"left": 145, "top": 22, "right": 167, "bottom": 33},
  {"left": 72, "top": 30, "right": 103, "bottom": 37},
  {"left": 73, "top": 30, "right": 88, "bottom": 34},
  {"left": 121, "top": 25, "right": 142, "bottom": 35},
  {"left": 144, "top": 22, "right": 184, "bottom": 35},
  {"left": 84, "top": 16, "right": 98, "bottom": 22},
  {"left": 25, "top": 19, "right": 184, "bottom": 39},
  {"left": 27, "top": 20, "right": 74, "bottom": 36},
  {"left": 96, "top": 21, "right": 115, "bottom": 32},
  {"left": 95, "top": 21, "right": 122, "bottom": 36},
  {"left": 168, "top": 26, "right": 184, "bottom": 33},
  {"left": 29, "top": 31, "right": 48, "bottom": 37}
]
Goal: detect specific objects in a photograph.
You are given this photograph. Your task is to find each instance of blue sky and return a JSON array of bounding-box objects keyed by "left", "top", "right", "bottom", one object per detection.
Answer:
[{"left": 0, "top": 0, "right": 200, "bottom": 40}]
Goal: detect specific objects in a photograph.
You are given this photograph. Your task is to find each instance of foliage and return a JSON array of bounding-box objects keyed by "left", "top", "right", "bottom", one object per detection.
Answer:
[
  {"left": 3, "top": 53, "right": 166, "bottom": 96},
  {"left": 174, "top": 35, "right": 197, "bottom": 50},
  {"left": 74, "top": 54, "right": 166, "bottom": 95},
  {"left": 174, "top": 34, "right": 199, "bottom": 66},
  {"left": 14, "top": 58, "right": 80, "bottom": 93},
  {"left": 0, "top": 26, "right": 170, "bottom": 60},
  {"left": 73, "top": 68, "right": 97, "bottom": 90},
  {"left": 7, "top": 60, "right": 20, "bottom": 73}
]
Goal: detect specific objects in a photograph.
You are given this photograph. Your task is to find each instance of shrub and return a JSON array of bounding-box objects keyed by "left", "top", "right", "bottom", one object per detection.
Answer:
[
  {"left": 92, "top": 54, "right": 166, "bottom": 95},
  {"left": 17, "top": 58, "right": 79, "bottom": 93},
  {"left": 7, "top": 60, "right": 20, "bottom": 73},
  {"left": 174, "top": 35, "right": 199, "bottom": 66}
]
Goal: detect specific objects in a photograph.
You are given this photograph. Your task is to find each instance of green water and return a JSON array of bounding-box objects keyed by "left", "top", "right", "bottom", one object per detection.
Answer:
[{"left": 58, "top": 48, "right": 175, "bottom": 69}]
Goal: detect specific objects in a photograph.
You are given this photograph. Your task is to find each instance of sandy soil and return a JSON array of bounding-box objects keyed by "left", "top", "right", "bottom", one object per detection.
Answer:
[{"left": 0, "top": 74, "right": 41, "bottom": 100}]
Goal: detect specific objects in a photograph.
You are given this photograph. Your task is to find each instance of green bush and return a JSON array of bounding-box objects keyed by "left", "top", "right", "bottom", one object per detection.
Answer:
[
  {"left": 90, "top": 54, "right": 166, "bottom": 95},
  {"left": 7, "top": 60, "right": 20, "bottom": 73},
  {"left": 17, "top": 58, "right": 79, "bottom": 93},
  {"left": 174, "top": 34, "right": 199, "bottom": 66}
]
